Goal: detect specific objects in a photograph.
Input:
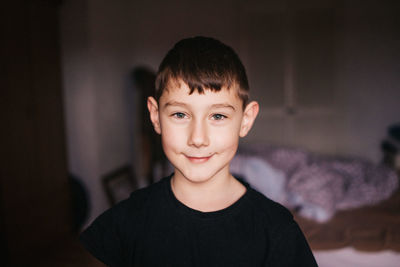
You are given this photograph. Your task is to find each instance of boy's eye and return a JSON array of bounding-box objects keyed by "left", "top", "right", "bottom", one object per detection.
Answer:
[
  {"left": 211, "top": 114, "right": 227, "bottom": 120},
  {"left": 172, "top": 112, "right": 187, "bottom": 119}
]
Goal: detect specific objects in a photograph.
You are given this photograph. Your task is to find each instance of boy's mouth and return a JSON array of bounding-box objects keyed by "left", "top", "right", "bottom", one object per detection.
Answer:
[{"left": 185, "top": 155, "right": 213, "bottom": 163}]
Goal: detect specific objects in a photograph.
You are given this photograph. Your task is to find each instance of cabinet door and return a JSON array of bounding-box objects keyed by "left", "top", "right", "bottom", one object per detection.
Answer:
[
  {"left": 239, "top": 4, "right": 338, "bottom": 153},
  {"left": 1, "top": 0, "right": 71, "bottom": 263}
]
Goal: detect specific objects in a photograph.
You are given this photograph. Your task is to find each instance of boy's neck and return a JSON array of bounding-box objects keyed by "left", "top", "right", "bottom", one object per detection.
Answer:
[{"left": 170, "top": 171, "right": 246, "bottom": 212}]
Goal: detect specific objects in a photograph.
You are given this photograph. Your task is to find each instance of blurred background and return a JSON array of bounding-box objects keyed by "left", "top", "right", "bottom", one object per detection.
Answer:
[{"left": 2, "top": 0, "right": 399, "bottom": 265}]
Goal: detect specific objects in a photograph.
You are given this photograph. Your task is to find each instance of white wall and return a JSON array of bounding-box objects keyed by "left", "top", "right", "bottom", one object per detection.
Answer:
[
  {"left": 60, "top": 0, "right": 400, "bottom": 224},
  {"left": 333, "top": 1, "right": 400, "bottom": 160},
  {"left": 237, "top": 0, "right": 399, "bottom": 161},
  {"left": 60, "top": 0, "right": 138, "bottom": 224},
  {"left": 127, "top": 0, "right": 241, "bottom": 71}
]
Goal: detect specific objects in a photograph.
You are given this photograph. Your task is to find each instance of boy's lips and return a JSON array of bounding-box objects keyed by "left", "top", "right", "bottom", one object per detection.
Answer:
[{"left": 185, "top": 154, "right": 213, "bottom": 163}]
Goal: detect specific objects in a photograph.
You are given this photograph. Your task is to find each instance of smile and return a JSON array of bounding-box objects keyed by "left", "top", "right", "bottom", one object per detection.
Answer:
[{"left": 185, "top": 155, "right": 213, "bottom": 163}]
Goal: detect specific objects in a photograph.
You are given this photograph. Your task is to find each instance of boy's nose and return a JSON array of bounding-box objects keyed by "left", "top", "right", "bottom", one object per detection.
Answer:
[{"left": 187, "top": 120, "right": 209, "bottom": 148}]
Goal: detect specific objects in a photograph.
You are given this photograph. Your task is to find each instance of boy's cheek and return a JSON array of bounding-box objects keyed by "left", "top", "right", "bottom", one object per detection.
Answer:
[
  {"left": 161, "top": 129, "right": 184, "bottom": 150},
  {"left": 216, "top": 135, "right": 239, "bottom": 150}
]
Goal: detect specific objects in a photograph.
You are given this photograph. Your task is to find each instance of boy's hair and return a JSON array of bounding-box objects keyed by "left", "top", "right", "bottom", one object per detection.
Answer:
[{"left": 155, "top": 36, "right": 250, "bottom": 108}]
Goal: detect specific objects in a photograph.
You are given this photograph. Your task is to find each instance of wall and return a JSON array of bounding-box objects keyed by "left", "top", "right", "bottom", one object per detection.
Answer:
[
  {"left": 60, "top": 0, "right": 137, "bottom": 224},
  {"left": 333, "top": 1, "right": 400, "bottom": 160}
]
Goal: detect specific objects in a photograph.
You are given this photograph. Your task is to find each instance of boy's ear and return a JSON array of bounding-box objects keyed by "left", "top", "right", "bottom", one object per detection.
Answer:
[
  {"left": 147, "top": 96, "right": 161, "bottom": 134},
  {"left": 239, "top": 101, "right": 259, "bottom": 137}
]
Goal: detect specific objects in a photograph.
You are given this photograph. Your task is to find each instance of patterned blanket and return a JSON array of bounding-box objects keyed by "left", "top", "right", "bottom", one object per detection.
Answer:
[{"left": 231, "top": 145, "right": 398, "bottom": 223}]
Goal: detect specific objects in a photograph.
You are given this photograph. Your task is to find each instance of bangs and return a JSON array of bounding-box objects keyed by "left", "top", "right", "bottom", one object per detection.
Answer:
[
  {"left": 155, "top": 36, "right": 250, "bottom": 108},
  {"left": 155, "top": 67, "right": 237, "bottom": 99}
]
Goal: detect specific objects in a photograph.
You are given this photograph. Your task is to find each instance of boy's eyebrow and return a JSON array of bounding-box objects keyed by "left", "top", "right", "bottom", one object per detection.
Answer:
[
  {"left": 163, "top": 101, "right": 236, "bottom": 111},
  {"left": 210, "top": 103, "right": 236, "bottom": 111},
  {"left": 163, "top": 101, "right": 188, "bottom": 109}
]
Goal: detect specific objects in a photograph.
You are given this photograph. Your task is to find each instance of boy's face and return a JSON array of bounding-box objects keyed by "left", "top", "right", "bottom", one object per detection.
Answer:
[{"left": 147, "top": 81, "right": 258, "bottom": 184}]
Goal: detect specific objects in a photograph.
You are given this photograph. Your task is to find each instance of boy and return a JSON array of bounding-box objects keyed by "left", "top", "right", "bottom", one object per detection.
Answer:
[{"left": 80, "top": 36, "right": 317, "bottom": 266}]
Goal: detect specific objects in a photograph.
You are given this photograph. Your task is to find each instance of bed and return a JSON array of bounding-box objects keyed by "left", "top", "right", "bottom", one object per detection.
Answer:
[
  {"left": 231, "top": 144, "right": 400, "bottom": 267},
  {"left": 300, "top": 187, "right": 400, "bottom": 266},
  {"left": 313, "top": 247, "right": 400, "bottom": 267}
]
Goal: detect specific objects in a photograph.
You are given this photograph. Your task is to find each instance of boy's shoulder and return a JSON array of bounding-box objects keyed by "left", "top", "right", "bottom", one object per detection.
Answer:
[
  {"left": 111, "top": 176, "right": 168, "bottom": 215},
  {"left": 79, "top": 177, "right": 171, "bottom": 266},
  {"left": 245, "top": 185, "right": 294, "bottom": 229},
  {"left": 87, "top": 177, "right": 168, "bottom": 229},
  {"left": 80, "top": 177, "right": 168, "bottom": 242},
  {"left": 244, "top": 186, "right": 318, "bottom": 266}
]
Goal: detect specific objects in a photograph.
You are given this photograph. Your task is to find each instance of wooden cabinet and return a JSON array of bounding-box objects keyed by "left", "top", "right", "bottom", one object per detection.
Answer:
[
  {"left": 1, "top": 1, "right": 73, "bottom": 265},
  {"left": 239, "top": 1, "right": 339, "bottom": 153}
]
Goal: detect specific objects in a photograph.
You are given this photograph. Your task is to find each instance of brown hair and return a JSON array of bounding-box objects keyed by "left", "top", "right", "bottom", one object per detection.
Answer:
[{"left": 155, "top": 36, "right": 250, "bottom": 109}]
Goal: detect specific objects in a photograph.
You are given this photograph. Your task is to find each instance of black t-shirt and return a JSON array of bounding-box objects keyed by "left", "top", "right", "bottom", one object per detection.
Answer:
[{"left": 80, "top": 175, "right": 317, "bottom": 267}]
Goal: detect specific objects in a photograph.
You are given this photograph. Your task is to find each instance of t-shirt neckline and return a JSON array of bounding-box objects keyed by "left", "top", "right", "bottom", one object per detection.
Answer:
[{"left": 163, "top": 174, "right": 250, "bottom": 219}]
